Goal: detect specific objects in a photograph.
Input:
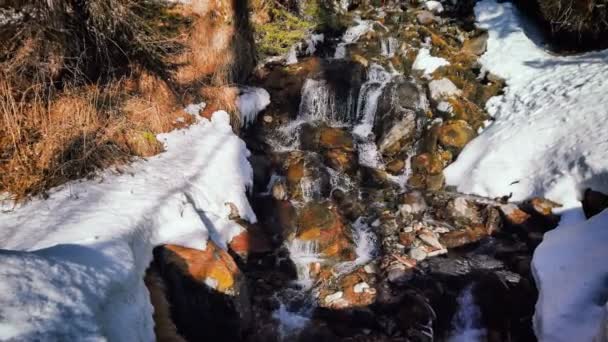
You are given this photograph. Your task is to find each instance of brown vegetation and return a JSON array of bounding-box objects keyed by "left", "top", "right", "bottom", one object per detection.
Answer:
[{"left": 0, "top": 0, "right": 256, "bottom": 199}]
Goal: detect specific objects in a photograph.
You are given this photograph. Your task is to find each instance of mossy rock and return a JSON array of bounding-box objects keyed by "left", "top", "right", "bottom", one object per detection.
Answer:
[{"left": 437, "top": 120, "right": 475, "bottom": 151}]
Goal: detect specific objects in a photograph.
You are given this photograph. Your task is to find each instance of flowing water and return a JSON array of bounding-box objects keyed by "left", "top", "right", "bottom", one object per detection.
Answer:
[{"left": 449, "top": 284, "right": 487, "bottom": 342}]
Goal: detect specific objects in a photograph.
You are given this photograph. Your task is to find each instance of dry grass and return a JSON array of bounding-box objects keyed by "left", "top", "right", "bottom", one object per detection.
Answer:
[
  {"left": 0, "top": 73, "right": 191, "bottom": 199},
  {"left": 539, "top": 0, "right": 608, "bottom": 35},
  {"left": 0, "top": 0, "right": 256, "bottom": 199},
  {"left": 174, "top": 0, "right": 255, "bottom": 88}
]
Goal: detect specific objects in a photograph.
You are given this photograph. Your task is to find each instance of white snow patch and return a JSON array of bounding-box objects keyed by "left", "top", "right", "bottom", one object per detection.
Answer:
[
  {"left": 445, "top": 0, "right": 608, "bottom": 206},
  {"left": 425, "top": 1, "right": 444, "bottom": 14},
  {"left": 184, "top": 102, "right": 207, "bottom": 116},
  {"left": 412, "top": 48, "right": 450, "bottom": 75},
  {"left": 532, "top": 208, "right": 608, "bottom": 342},
  {"left": 237, "top": 87, "right": 271, "bottom": 128},
  {"left": 0, "top": 110, "right": 255, "bottom": 341},
  {"left": 428, "top": 78, "right": 462, "bottom": 101}
]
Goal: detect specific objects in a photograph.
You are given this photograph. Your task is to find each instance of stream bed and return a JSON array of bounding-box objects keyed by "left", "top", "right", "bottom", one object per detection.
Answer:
[{"left": 152, "top": 1, "right": 562, "bottom": 341}]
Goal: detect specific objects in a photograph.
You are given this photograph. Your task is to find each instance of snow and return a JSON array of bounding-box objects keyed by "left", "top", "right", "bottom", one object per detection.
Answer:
[
  {"left": 443, "top": 0, "right": 608, "bottom": 340},
  {"left": 428, "top": 78, "right": 462, "bottom": 101},
  {"left": 412, "top": 48, "right": 450, "bottom": 75},
  {"left": 184, "top": 102, "right": 206, "bottom": 116},
  {"left": 237, "top": 87, "right": 270, "bottom": 128},
  {"left": 425, "top": 1, "right": 444, "bottom": 14},
  {"left": 532, "top": 209, "right": 608, "bottom": 342},
  {"left": 0, "top": 109, "right": 260, "bottom": 340},
  {"left": 444, "top": 0, "right": 608, "bottom": 207}
]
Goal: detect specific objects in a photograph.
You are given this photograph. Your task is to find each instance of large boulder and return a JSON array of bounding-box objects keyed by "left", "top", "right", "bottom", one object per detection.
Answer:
[{"left": 153, "top": 242, "right": 251, "bottom": 341}]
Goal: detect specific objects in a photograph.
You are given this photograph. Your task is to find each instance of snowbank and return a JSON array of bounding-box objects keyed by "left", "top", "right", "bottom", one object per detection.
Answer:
[
  {"left": 0, "top": 110, "right": 257, "bottom": 340},
  {"left": 532, "top": 209, "right": 608, "bottom": 342},
  {"left": 444, "top": 0, "right": 608, "bottom": 340},
  {"left": 445, "top": 0, "right": 608, "bottom": 208}
]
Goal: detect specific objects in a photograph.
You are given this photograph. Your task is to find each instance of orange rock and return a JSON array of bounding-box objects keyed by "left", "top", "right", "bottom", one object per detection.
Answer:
[
  {"left": 529, "top": 197, "right": 562, "bottom": 216},
  {"left": 162, "top": 243, "right": 240, "bottom": 295},
  {"left": 319, "top": 127, "right": 354, "bottom": 150},
  {"left": 499, "top": 204, "right": 531, "bottom": 226}
]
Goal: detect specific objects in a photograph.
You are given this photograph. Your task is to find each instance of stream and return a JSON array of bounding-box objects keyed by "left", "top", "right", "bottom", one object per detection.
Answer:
[{"left": 154, "top": 1, "right": 557, "bottom": 341}]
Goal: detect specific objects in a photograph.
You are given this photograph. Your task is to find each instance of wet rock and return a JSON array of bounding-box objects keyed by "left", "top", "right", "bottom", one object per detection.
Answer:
[
  {"left": 582, "top": 188, "right": 608, "bottom": 218},
  {"left": 284, "top": 152, "right": 330, "bottom": 201},
  {"left": 424, "top": 256, "right": 473, "bottom": 277},
  {"left": 443, "top": 196, "right": 483, "bottom": 227},
  {"left": 153, "top": 243, "right": 251, "bottom": 341},
  {"left": 385, "top": 159, "right": 405, "bottom": 175},
  {"left": 324, "top": 148, "right": 358, "bottom": 174},
  {"left": 445, "top": 96, "right": 488, "bottom": 130},
  {"left": 249, "top": 154, "right": 272, "bottom": 193},
  {"left": 462, "top": 31, "right": 489, "bottom": 56},
  {"left": 374, "top": 77, "right": 422, "bottom": 156},
  {"left": 417, "top": 10, "right": 439, "bottom": 25},
  {"left": 318, "top": 267, "right": 376, "bottom": 309},
  {"left": 437, "top": 120, "right": 475, "bottom": 151},
  {"left": 360, "top": 166, "right": 393, "bottom": 189},
  {"left": 271, "top": 181, "right": 288, "bottom": 201},
  {"left": 377, "top": 109, "right": 417, "bottom": 157},
  {"left": 499, "top": 203, "right": 531, "bottom": 226},
  {"left": 229, "top": 223, "right": 273, "bottom": 257},
  {"left": 296, "top": 201, "right": 355, "bottom": 261},
  {"left": 528, "top": 197, "right": 562, "bottom": 216},
  {"left": 412, "top": 152, "right": 444, "bottom": 175},
  {"left": 351, "top": 54, "right": 369, "bottom": 68},
  {"left": 319, "top": 126, "right": 354, "bottom": 150},
  {"left": 439, "top": 225, "right": 490, "bottom": 248}
]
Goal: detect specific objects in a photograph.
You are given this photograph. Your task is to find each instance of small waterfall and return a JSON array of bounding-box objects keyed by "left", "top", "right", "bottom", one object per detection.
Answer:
[
  {"left": 334, "top": 218, "right": 378, "bottom": 275},
  {"left": 272, "top": 239, "right": 321, "bottom": 339},
  {"left": 353, "top": 63, "right": 393, "bottom": 138},
  {"left": 300, "top": 175, "right": 324, "bottom": 202},
  {"left": 298, "top": 78, "right": 357, "bottom": 124},
  {"left": 352, "top": 63, "right": 393, "bottom": 168},
  {"left": 449, "top": 284, "right": 487, "bottom": 342},
  {"left": 381, "top": 37, "right": 399, "bottom": 58}
]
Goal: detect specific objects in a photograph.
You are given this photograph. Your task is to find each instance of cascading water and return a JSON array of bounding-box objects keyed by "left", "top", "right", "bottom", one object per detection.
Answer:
[
  {"left": 352, "top": 63, "right": 394, "bottom": 168},
  {"left": 381, "top": 37, "right": 399, "bottom": 58},
  {"left": 448, "top": 284, "right": 487, "bottom": 342},
  {"left": 270, "top": 17, "right": 400, "bottom": 341}
]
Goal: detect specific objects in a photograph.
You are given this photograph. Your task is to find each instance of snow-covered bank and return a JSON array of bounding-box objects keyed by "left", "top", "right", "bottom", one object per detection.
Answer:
[
  {"left": 532, "top": 209, "right": 608, "bottom": 341},
  {"left": 0, "top": 110, "right": 256, "bottom": 340},
  {"left": 445, "top": 0, "right": 608, "bottom": 207},
  {"left": 444, "top": 1, "right": 608, "bottom": 340}
]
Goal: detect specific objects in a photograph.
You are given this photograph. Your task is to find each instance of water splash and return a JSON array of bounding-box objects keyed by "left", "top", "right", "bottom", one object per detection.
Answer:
[
  {"left": 272, "top": 239, "right": 321, "bottom": 339},
  {"left": 449, "top": 284, "right": 487, "bottom": 342},
  {"left": 381, "top": 37, "right": 399, "bottom": 58},
  {"left": 352, "top": 63, "right": 393, "bottom": 169},
  {"left": 353, "top": 63, "right": 393, "bottom": 136},
  {"left": 334, "top": 218, "right": 378, "bottom": 275}
]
